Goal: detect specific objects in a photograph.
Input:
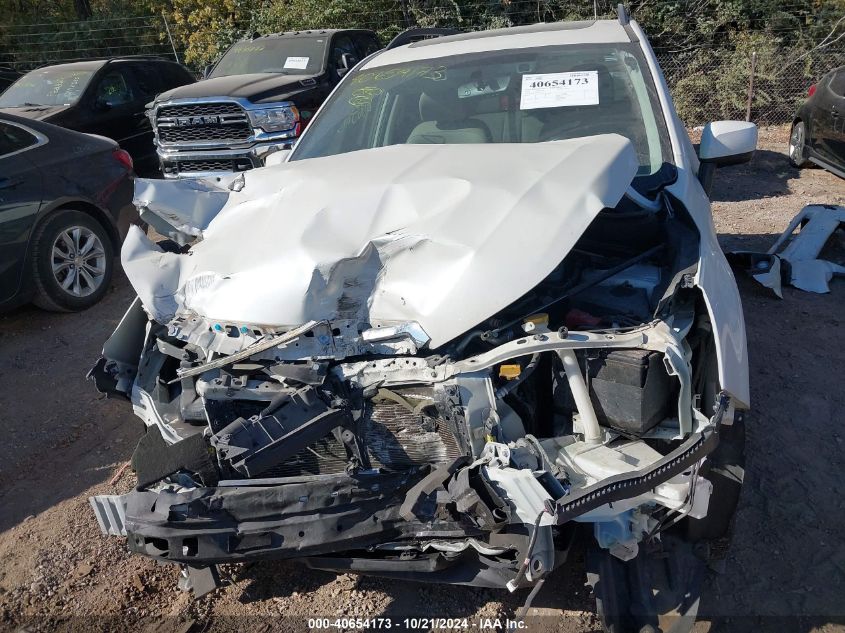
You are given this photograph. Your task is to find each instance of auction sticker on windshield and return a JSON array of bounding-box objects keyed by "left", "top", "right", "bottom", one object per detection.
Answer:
[
  {"left": 284, "top": 56, "right": 310, "bottom": 69},
  {"left": 520, "top": 71, "right": 598, "bottom": 109}
]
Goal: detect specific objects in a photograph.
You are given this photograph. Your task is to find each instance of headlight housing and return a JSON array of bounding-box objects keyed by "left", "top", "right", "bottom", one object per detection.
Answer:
[{"left": 248, "top": 104, "right": 299, "bottom": 133}]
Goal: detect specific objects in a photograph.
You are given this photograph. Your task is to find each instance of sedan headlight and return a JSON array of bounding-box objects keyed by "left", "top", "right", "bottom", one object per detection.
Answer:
[{"left": 248, "top": 105, "right": 299, "bottom": 133}]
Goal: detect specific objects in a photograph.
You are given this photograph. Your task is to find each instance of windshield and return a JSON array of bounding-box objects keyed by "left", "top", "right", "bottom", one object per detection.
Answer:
[
  {"left": 210, "top": 37, "right": 327, "bottom": 77},
  {"left": 291, "top": 43, "right": 672, "bottom": 178},
  {"left": 0, "top": 67, "right": 95, "bottom": 107}
]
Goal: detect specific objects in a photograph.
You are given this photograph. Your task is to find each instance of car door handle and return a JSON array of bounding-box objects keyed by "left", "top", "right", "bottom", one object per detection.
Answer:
[{"left": 0, "top": 177, "right": 23, "bottom": 190}]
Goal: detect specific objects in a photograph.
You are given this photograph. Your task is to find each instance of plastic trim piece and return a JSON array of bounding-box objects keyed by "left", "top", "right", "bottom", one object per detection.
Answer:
[{"left": 554, "top": 395, "right": 727, "bottom": 524}]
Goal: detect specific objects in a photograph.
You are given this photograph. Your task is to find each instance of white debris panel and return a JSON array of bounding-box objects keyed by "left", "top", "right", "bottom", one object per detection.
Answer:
[{"left": 728, "top": 204, "right": 845, "bottom": 296}]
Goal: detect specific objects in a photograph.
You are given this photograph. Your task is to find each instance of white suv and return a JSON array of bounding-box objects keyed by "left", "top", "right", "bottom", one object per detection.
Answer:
[{"left": 93, "top": 11, "right": 757, "bottom": 632}]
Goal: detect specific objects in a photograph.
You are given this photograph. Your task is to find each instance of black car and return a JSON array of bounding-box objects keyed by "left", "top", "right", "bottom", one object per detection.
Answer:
[
  {"left": 0, "top": 57, "right": 195, "bottom": 173},
  {"left": 790, "top": 65, "right": 845, "bottom": 177},
  {"left": 0, "top": 113, "right": 135, "bottom": 312},
  {"left": 148, "top": 29, "right": 381, "bottom": 177}
]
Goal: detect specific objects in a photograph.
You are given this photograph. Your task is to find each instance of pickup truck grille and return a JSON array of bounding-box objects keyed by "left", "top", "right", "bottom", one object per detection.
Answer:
[
  {"left": 176, "top": 158, "right": 253, "bottom": 173},
  {"left": 156, "top": 102, "right": 251, "bottom": 144}
]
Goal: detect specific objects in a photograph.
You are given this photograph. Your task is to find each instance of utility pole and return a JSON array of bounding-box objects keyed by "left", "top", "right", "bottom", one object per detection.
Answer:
[
  {"left": 162, "top": 15, "right": 180, "bottom": 64},
  {"left": 399, "top": 0, "right": 414, "bottom": 28},
  {"left": 745, "top": 51, "right": 757, "bottom": 122}
]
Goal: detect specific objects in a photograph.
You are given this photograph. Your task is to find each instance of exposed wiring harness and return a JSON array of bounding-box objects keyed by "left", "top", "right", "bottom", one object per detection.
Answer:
[
  {"left": 645, "top": 462, "right": 702, "bottom": 542},
  {"left": 510, "top": 505, "right": 555, "bottom": 621}
]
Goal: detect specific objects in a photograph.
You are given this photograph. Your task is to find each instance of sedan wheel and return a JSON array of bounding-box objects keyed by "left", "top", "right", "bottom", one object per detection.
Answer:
[
  {"left": 31, "top": 209, "right": 114, "bottom": 311},
  {"left": 789, "top": 121, "right": 808, "bottom": 167},
  {"left": 51, "top": 226, "right": 107, "bottom": 298}
]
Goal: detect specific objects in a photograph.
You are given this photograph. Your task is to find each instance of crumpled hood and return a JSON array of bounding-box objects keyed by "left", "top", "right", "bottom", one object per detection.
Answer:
[{"left": 124, "top": 135, "right": 638, "bottom": 348}]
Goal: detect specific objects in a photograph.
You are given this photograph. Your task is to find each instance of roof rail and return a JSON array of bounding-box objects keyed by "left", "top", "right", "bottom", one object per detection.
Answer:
[
  {"left": 387, "top": 27, "right": 462, "bottom": 50},
  {"left": 24, "top": 55, "right": 175, "bottom": 71},
  {"left": 617, "top": 3, "right": 630, "bottom": 26},
  {"left": 106, "top": 54, "right": 171, "bottom": 62}
]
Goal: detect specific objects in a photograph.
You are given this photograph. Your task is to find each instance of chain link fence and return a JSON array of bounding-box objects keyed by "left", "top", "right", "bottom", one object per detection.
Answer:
[
  {"left": 0, "top": 15, "right": 183, "bottom": 72},
  {"left": 657, "top": 46, "right": 845, "bottom": 126},
  {"left": 2, "top": 6, "right": 843, "bottom": 127}
]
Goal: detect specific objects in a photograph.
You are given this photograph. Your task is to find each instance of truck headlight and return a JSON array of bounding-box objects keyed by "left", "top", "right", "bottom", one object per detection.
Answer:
[{"left": 248, "top": 105, "right": 299, "bottom": 133}]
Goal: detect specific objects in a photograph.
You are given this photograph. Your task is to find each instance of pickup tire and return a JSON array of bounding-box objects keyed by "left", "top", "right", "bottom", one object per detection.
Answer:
[{"left": 31, "top": 209, "right": 114, "bottom": 312}]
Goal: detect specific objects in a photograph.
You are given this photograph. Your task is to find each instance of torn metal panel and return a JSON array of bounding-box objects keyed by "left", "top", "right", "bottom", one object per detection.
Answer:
[
  {"left": 87, "top": 298, "right": 149, "bottom": 397},
  {"left": 133, "top": 176, "right": 236, "bottom": 246},
  {"left": 122, "top": 137, "right": 638, "bottom": 348},
  {"left": 728, "top": 204, "right": 845, "bottom": 295}
]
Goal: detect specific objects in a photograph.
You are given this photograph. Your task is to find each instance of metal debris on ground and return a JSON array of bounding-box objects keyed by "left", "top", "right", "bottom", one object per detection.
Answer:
[{"left": 728, "top": 204, "right": 845, "bottom": 296}]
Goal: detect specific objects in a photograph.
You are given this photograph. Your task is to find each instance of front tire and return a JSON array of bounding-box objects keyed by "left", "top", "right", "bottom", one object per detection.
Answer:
[
  {"left": 31, "top": 209, "right": 115, "bottom": 312},
  {"left": 789, "top": 121, "right": 808, "bottom": 168},
  {"left": 686, "top": 415, "right": 746, "bottom": 542}
]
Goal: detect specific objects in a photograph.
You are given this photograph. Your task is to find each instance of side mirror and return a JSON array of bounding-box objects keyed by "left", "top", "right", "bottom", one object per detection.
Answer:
[
  {"left": 203, "top": 64, "right": 214, "bottom": 79},
  {"left": 336, "top": 53, "right": 357, "bottom": 78},
  {"left": 698, "top": 120, "right": 758, "bottom": 196},
  {"left": 94, "top": 97, "right": 112, "bottom": 111}
]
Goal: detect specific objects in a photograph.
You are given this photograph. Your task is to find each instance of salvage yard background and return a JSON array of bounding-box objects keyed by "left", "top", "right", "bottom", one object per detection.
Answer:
[
  {"left": 1, "top": 127, "right": 845, "bottom": 632},
  {"left": 1, "top": 0, "right": 845, "bottom": 125}
]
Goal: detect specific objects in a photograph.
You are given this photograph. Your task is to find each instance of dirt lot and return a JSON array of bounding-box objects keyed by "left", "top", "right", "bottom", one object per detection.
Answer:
[{"left": 1, "top": 127, "right": 844, "bottom": 633}]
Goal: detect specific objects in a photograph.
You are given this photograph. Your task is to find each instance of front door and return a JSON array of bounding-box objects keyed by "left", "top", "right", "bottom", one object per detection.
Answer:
[
  {"left": 824, "top": 69, "right": 845, "bottom": 172},
  {"left": 79, "top": 66, "right": 151, "bottom": 163},
  {"left": 0, "top": 121, "right": 43, "bottom": 303}
]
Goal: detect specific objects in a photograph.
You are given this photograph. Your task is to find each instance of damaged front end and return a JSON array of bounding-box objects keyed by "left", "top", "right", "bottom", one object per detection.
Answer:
[{"left": 90, "top": 139, "right": 742, "bottom": 605}]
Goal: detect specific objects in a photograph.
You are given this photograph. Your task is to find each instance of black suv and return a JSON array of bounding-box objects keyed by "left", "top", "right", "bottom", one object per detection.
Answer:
[
  {"left": 0, "top": 57, "right": 195, "bottom": 173},
  {"left": 148, "top": 29, "right": 380, "bottom": 177}
]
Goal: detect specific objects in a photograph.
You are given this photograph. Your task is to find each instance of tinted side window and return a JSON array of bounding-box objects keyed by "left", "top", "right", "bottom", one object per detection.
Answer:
[
  {"left": 161, "top": 63, "right": 195, "bottom": 91},
  {"left": 0, "top": 122, "right": 38, "bottom": 157},
  {"left": 129, "top": 64, "right": 162, "bottom": 100},
  {"left": 354, "top": 34, "right": 380, "bottom": 57},
  {"left": 829, "top": 69, "right": 845, "bottom": 97},
  {"left": 94, "top": 69, "right": 134, "bottom": 106},
  {"left": 331, "top": 35, "right": 359, "bottom": 70}
]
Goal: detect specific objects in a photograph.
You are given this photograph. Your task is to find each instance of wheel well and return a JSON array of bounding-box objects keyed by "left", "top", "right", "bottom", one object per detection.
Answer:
[{"left": 39, "top": 201, "right": 120, "bottom": 250}]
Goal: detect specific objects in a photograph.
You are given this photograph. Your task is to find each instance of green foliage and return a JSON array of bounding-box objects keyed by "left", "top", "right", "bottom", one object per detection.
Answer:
[
  {"left": 143, "top": 0, "right": 261, "bottom": 67},
  {"left": 248, "top": 0, "right": 406, "bottom": 53},
  {"left": 0, "top": 1, "right": 173, "bottom": 70}
]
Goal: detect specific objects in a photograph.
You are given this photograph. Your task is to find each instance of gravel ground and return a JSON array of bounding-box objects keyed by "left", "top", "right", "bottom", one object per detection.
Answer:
[{"left": 1, "top": 127, "right": 844, "bottom": 633}]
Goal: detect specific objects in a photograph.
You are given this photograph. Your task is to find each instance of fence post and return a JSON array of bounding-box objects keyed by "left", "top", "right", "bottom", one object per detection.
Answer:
[
  {"left": 399, "top": 0, "right": 413, "bottom": 28},
  {"left": 162, "top": 14, "right": 180, "bottom": 64},
  {"left": 745, "top": 51, "right": 757, "bottom": 122}
]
